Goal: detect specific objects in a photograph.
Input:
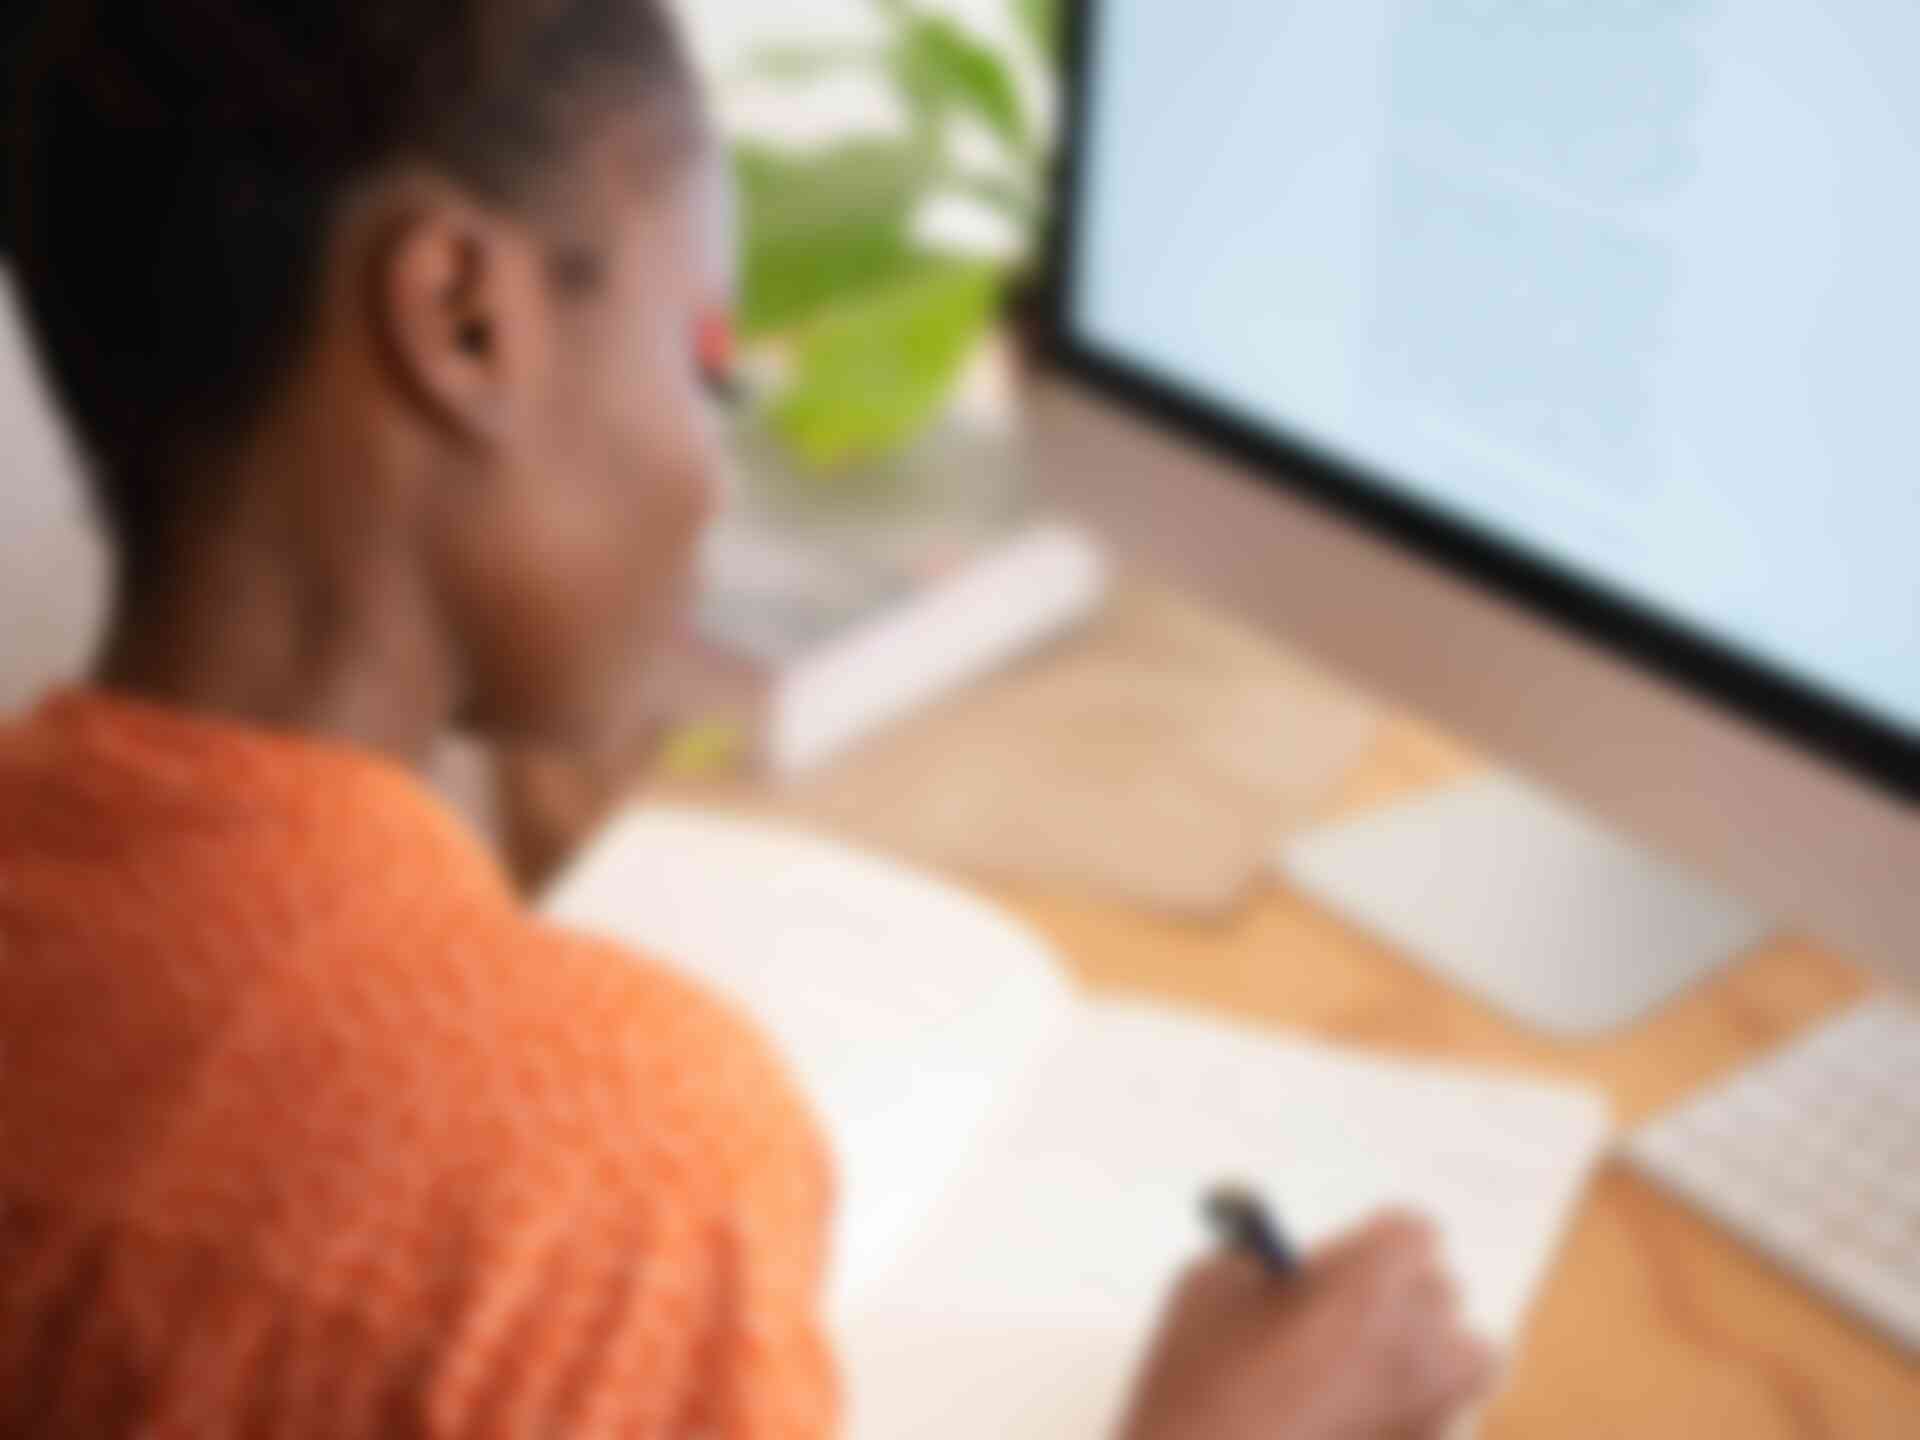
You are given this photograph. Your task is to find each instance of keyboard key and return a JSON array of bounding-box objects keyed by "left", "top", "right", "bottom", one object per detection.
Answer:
[{"left": 1626, "top": 999, "right": 1920, "bottom": 1356}]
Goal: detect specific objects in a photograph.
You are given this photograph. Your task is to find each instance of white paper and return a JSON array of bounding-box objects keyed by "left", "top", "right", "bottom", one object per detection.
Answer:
[{"left": 839, "top": 1002, "right": 1611, "bottom": 1439}]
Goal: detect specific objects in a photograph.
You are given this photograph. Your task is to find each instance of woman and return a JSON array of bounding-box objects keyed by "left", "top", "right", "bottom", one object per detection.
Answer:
[{"left": 0, "top": 2, "right": 1491, "bottom": 1435}]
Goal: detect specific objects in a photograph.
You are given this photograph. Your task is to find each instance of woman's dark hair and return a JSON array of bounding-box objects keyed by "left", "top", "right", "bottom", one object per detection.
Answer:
[
  {"left": 9, "top": 0, "right": 694, "bottom": 564},
  {"left": 0, "top": 4, "right": 38, "bottom": 256}
]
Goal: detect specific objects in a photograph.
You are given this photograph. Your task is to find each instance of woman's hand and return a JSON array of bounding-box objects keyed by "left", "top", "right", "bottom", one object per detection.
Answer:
[{"left": 1119, "top": 1212, "right": 1495, "bottom": 1440}]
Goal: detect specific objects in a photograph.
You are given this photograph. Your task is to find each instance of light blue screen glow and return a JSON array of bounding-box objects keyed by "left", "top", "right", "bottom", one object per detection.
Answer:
[{"left": 1073, "top": 1, "right": 1920, "bottom": 738}]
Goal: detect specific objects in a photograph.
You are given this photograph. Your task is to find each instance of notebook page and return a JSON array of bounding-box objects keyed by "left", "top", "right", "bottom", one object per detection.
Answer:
[
  {"left": 541, "top": 807, "right": 1077, "bottom": 1309},
  {"left": 841, "top": 1000, "right": 1612, "bottom": 1440}
]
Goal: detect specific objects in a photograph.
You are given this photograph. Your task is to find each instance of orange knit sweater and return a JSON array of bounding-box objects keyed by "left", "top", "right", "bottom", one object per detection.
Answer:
[{"left": 0, "top": 691, "right": 838, "bottom": 1438}]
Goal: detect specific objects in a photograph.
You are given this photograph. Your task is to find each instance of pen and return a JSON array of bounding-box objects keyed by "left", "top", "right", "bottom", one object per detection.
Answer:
[{"left": 1203, "top": 1183, "right": 1301, "bottom": 1278}]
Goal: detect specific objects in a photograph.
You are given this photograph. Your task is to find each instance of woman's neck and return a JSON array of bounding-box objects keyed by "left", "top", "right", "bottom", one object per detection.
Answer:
[{"left": 95, "top": 454, "right": 465, "bottom": 767}]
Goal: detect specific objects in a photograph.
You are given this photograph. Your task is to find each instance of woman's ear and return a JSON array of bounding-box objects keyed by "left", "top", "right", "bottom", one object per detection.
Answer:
[{"left": 375, "top": 200, "right": 550, "bottom": 448}]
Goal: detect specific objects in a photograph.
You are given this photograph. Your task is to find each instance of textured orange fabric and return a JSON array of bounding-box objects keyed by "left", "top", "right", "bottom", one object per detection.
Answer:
[{"left": 0, "top": 691, "right": 839, "bottom": 1439}]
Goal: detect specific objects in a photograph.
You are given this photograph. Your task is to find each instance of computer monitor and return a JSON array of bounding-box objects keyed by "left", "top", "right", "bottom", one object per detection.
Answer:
[{"left": 1034, "top": 0, "right": 1918, "bottom": 1027}]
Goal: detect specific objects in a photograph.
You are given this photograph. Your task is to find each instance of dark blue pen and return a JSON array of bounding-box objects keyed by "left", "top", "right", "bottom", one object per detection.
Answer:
[{"left": 1204, "top": 1183, "right": 1302, "bottom": 1278}]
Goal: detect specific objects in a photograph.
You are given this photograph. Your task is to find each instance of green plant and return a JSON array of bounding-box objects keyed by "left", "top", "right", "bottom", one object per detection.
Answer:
[{"left": 734, "top": 0, "right": 1063, "bottom": 473}]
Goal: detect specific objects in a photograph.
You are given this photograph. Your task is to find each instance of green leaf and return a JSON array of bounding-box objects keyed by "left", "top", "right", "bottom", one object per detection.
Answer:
[
  {"left": 1014, "top": 0, "right": 1062, "bottom": 63},
  {"left": 893, "top": 16, "right": 1029, "bottom": 152},
  {"left": 772, "top": 260, "right": 1001, "bottom": 470},
  {"left": 734, "top": 141, "right": 935, "bottom": 339},
  {"left": 939, "top": 168, "right": 1042, "bottom": 228},
  {"left": 743, "top": 42, "right": 884, "bottom": 84}
]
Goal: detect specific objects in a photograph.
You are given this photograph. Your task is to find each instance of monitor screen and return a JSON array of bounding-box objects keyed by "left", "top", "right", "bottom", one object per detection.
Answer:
[{"left": 1064, "top": 1, "right": 1920, "bottom": 772}]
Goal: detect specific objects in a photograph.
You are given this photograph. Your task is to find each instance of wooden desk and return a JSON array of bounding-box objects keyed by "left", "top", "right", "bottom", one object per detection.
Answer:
[{"left": 983, "top": 718, "right": 1917, "bottom": 1439}]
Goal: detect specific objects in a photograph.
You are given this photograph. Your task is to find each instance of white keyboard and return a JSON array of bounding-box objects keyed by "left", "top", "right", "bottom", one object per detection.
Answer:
[{"left": 1625, "top": 998, "right": 1920, "bottom": 1353}]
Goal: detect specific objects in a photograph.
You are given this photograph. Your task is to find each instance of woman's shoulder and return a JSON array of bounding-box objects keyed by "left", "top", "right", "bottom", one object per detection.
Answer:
[{"left": 2, "top": 687, "right": 827, "bottom": 1211}]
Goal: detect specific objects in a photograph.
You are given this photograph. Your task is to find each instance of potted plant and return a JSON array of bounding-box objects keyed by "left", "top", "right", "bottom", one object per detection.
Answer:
[{"left": 726, "top": 0, "right": 1063, "bottom": 502}]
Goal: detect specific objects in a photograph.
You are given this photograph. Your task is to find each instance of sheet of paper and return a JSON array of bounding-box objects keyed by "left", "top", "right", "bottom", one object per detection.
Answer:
[
  {"left": 842, "top": 1001, "right": 1613, "bottom": 1440},
  {"left": 542, "top": 807, "right": 1077, "bottom": 1308}
]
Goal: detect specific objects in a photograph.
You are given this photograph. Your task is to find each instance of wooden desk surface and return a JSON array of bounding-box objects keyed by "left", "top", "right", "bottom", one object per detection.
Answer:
[{"left": 983, "top": 718, "right": 1918, "bottom": 1439}]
